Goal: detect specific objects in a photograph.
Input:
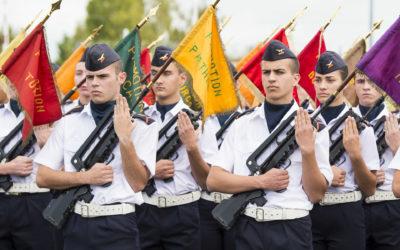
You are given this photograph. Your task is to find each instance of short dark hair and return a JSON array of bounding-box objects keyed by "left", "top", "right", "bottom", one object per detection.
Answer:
[
  {"left": 114, "top": 60, "right": 123, "bottom": 74},
  {"left": 338, "top": 66, "right": 348, "bottom": 81},
  {"left": 289, "top": 58, "right": 300, "bottom": 74}
]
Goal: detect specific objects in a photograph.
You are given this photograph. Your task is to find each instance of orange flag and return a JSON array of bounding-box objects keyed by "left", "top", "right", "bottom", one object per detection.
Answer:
[{"left": 55, "top": 45, "right": 86, "bottom": 100}]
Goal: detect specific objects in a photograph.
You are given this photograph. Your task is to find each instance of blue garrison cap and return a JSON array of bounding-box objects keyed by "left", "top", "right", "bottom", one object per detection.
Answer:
[
  {"left": 85, "top": 44, "right": 121, "bottom": 71},
  {"left": 79, "top": 48, "right": 88, "bottom": 63},
  {"left": 262, "top": 40, "right": 296, "bottom": 61},
  {"left": 151, "top": 46, "right": 173, "bottom": 67},
  {"left": 315, "top": 51, "right": 347, "bottom": 74},
  {"left": 51, "top": 63, "right": 60, "bottom": 72}
]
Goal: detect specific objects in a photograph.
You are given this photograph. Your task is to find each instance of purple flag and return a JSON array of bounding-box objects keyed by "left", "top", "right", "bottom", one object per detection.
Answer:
[{"left": 357, "top": 17, "right": 400, "bottom": 105}]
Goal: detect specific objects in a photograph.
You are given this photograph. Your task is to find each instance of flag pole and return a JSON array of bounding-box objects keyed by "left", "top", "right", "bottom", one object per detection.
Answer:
[
  {"left": 320, "top": 6, "right": 341, "bottom": 32},
  {"left": 218, "top": 15, "right": 232, "bottom": 32},
  {"left": 135, "top": 0, "right": 223, "bottom": 112},
  {"left": 363, "top": 19, "right": 383, "bottom": 40},
  {"left": 137, "top": 4, "right": 161, "bottom": 29},
  {"left": 40, "top": 0, "right": 62, "bottom": 25},
  {"left": 24, "top": 10, "right": 42, "bottom": 32},
  {"left": 284, "top": 6, "right": 307, "bottom": 30},
  {"left": 146, "top": 32, "right": 167, "bottom": 50},
  {"left": 262, "top": 26, "right": 280, "bottom": 44},
  {"left": 82, "top": 24, "right": 103, "bottom": 47}
]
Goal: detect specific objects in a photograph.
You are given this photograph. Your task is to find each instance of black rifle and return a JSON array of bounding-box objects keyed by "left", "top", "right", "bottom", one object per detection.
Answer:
[
  {"left": 212, "top": 99, "right": 309, "bottom": 230},
  {"left": 144, "top": 109, "right": 202, "bottom": 196},
  {"left": 42, "top": 73, "right": 160, "bottom": 228},
  {"left": 216, "top": 111, "right": 241, "bottom": 148},
  {"left": 329, "top": 96, "right": 384, "bottom": 166}
]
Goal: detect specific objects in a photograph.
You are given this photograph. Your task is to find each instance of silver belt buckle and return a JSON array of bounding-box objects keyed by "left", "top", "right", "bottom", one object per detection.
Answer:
[
  {"left": 158, "top": 196, "right": 167, "bottom": 208},
  {"left": 213, "top": 192, "right": 222, "bottom": 203},
  {"left": 81, "top": 204, "right": 90, "bottom": 217},
  {"left": 255, "top": 208, "right": 264, "bottom": 222}
]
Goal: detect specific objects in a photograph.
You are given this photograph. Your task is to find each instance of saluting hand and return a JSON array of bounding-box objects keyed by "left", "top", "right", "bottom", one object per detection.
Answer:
[
  {"left": 331, "top": 165, "right": 346, "bottom": 187},
  {"left": 114, "top": 94, "right": 136, "bottom": 142},
  {"left": 154, "top": 159, "right": 175, "bottom": 179},
  {"left": 343, "top": 117, "right": 361, "bottom": 158},
  {"left": 177, "top": 111, "right": 198, "bottom": 152},
  {"left": 384, "top": 113, "right": 400, "bottom": 155},
  {"left": 33, "top": 124, "right": 54, "bottom": 148},
  {"left": 86, "top": 163, "right": 114, "bottom": 186},
  {"left": 295, "top": 108, "right": 315, "bottom": 154}
]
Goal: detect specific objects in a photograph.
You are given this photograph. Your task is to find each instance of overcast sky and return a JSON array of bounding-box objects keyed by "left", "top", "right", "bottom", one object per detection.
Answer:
[{"left": 1, "top": 0, "right": 399, "bottom": 62}]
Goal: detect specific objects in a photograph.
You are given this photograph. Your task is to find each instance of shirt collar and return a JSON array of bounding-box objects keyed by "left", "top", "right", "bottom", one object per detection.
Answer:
[
  {"left": 148, "top": 99, "right": 188, "bottom": 117},
  {"left": 250, "top": 100, "right": 299, "bottom": 126}
]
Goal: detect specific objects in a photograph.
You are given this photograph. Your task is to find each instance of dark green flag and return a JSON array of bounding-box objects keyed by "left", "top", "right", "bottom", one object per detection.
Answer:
[{"left": 114, "top": 27, "right": 143, "bottom": 113}]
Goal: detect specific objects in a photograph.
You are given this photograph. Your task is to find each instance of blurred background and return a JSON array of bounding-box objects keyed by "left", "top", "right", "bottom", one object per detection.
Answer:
[{"left": 1, "top": 0, "right": 399, "bottom": 65}]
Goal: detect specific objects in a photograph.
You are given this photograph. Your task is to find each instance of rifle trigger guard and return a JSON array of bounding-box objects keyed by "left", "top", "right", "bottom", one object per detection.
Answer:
[{"left": 105, "top": 153, "right": 115, "bottom": 165}]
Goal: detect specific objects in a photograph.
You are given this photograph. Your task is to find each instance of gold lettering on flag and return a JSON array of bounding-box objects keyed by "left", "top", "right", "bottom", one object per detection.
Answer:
[{"left": 26, "top": 72, "right": 45, "bottom": 112}]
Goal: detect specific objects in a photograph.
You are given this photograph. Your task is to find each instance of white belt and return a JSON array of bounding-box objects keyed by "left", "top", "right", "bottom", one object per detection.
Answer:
[
  {"left": 143, "top": 191, "right": 201, "bottom": 208},
  {"left": 319, "top": 191, "right": 362, "bottom": 206},
  {"left": 365, "top": 190, "right": 400, "bottom": 204},
  {"left": 244, "top": 207, "right": 309, "bottom": 222},
  {"left": 0, "top": 183, "right": 49, "bottom": 195},
  {"left": 200, "top": 191, "right": 232, "bottom": 203},
  {"left": 74, "top": 203, "right": 135, "bottom": 218}
]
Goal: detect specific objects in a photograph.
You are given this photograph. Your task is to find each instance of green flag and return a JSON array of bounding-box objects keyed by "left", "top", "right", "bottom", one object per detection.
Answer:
[{"left": 114, "top": 28, "right": 143, "bottom": 113}]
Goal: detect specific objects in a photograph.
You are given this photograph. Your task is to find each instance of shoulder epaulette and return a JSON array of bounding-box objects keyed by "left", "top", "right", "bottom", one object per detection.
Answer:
[
  {"left": 236, "top": 107, "right": 256, "bottom": 119},
  {"left": 312, "top": 119, "right": 326, "bottom": 132},
  {"left": 143, "top": 105, "right": 149, "bottom": 112},
  {"left": 63, "top": 105, "right": 84, "bottom": 116},
  {"left": 0, "top": 104, "right": 4, "bottom": 109},
  {"left": 133, "top": 113, "right": 155, "bottom": 125},
  {"left": 64, "top": 100, "right": 74, "bottom": 105}
]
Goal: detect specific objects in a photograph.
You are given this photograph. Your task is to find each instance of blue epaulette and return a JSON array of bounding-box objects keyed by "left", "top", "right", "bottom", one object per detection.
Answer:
[
  {"left": 0, "top": 104, "right": 4, "bottom": 109},
  {"left": 133, "top": 113, "right": 155, "bottom": 125},
  {"left": 236, "top": 107, "right": 256, "bottom": 119},
  {"left": 63, "top": 105, "right": 84, "bottom": 116}
]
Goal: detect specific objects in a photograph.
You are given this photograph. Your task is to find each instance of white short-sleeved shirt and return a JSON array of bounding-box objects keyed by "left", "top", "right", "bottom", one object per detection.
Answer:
[
  {"left": 208, "top": 108, "right": 243, "bottom": 148},
  {"left": 34, "top": 103, "right": 158, "bottom": 205},
  {"left": 354, "top": 105, "right": 396, "bottom": 191},
  {"left": 388, "top": 147, "right": 400, "bottom": 171},
  {"left": 316, "top": 105, "right": 380, "bottom": 193},
  {"left": 62, "top": 99, "right": 80, "bottom": 114},
  {"left": 144, "top": 99, "right": 219, "bottom": 196},
  {"left": 0, "top": 102, "right": 41, "bottom": 184},
  {"left": 211, "top": 102, "right": 333, "bottom": 211}
]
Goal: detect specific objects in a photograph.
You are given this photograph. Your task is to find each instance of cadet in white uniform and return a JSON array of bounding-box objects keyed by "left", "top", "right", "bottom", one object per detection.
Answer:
[
  {"left": 353, "top": 71, "right": 400, "bottom": 249},
  {"left": 207, "top": 40, "right": 333, "bottom": 250},
  {"left": 35, "top": 44, "right": 158, "bottom": 250},
  {"left": 136, "top": 46, "right": 218, "bottom": 250},
  {"left": 311, "top": 51, "right": 379, "bottom": 250},
  {"left": 0, "top": 78, "right": 56, "bottom": 249}
]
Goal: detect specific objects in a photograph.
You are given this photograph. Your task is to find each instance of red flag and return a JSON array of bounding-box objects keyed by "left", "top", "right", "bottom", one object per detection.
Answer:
[
  {"left": 140, "top": 48, "right": 155, "bottom": 105},
  {"left": 1, "top": 24, "right": 62, "bottom": 139},
  {"left": 297, "top": 30, "right": 326, "bottom": 106},
  {"left": 240, "top": 29, "right": 298, "bottom": 102}
]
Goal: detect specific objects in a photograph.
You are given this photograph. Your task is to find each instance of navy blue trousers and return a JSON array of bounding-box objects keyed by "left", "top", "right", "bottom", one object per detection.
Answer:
[
  {"left": 234, "top": 214, "right": 312, "bottom": 250},
  {"left": 364, "top": 200, "right": 400, "bottom": 250},
  {"left": 0, "top": 192, "right": 57, "bottom": 250},
  {"left": 310, "top": 201, "right": 366, "bottom": 250},
  {"left": 62, "top": 212, "right": 140, "bottom": 250},
  {"left": 198, "top": 199, "right": 236, "bottom": 250},
  {"left": 136, "top": 201, "right": 201, "bottom": 250}
]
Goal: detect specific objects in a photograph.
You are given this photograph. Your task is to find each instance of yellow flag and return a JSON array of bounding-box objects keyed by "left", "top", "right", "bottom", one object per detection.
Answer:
[
  {"left": 0, "top": 31, "right": 26, "bottom": 88},
  {"left": 172, "top": 6, "right": 238, "bottom": 121},
  {"left": 56, "top": 45, "right": 86, "bottom": 100}
]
